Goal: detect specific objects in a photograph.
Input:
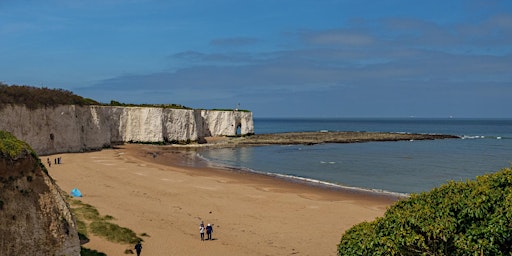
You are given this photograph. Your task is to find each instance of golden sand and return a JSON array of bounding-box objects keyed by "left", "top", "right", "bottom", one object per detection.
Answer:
[{"left": 47, "top": 144, "right": 395, "bottom": 255}]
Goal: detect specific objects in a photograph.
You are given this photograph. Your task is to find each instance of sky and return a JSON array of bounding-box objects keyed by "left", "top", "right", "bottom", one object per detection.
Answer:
[{"left": 1, "top": 0, "right": 511, "bottom": 118}]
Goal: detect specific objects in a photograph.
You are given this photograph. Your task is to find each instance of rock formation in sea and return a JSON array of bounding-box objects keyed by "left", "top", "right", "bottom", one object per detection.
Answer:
[
  {"left": 0, "top": 105, "right": 254, "bottom": 155},
  {"left": 0, "top": 131, "right": 80, "bottom": 255}
]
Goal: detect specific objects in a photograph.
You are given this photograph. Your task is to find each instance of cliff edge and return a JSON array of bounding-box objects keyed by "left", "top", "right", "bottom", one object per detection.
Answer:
[{"left": 0, "top": 131, "right": 80, "bottom": 255}]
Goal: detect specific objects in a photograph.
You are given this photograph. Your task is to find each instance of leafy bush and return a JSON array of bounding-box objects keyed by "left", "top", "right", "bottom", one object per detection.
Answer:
[{"left": 338, "top": 167, "right": 512, "bottom": 255}]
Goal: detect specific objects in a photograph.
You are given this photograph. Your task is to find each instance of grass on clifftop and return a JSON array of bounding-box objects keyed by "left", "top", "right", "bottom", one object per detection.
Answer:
[
  {"left": 0, "top": 83, "right": 99, "bottom": 109},
  {"left": 0, "top": 130, "right": 34, "bottom": 158},
  {"left": 1, "top": 83, "right": 253, "bottom": 112},
  {"left": 108, "top": 100, "right": 192, "bottom": 109}
]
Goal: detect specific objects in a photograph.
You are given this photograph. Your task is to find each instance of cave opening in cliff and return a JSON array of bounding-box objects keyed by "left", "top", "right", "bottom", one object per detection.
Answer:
[{"left": 236, "top": 123, "right": 242, "bottom": 136}]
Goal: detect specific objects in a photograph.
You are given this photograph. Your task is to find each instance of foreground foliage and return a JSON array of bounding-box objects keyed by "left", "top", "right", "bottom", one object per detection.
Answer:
[{"left": 338, "top": 167, "right": 512, "bottom": 255}]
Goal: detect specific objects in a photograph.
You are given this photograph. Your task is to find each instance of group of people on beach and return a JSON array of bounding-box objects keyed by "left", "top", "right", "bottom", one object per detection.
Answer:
[
  {"left": 199, "top": 222, "right": 213, "bottom": 241},
  {"left": 46, "top": 157, "right": 62, "bottom": 167}
]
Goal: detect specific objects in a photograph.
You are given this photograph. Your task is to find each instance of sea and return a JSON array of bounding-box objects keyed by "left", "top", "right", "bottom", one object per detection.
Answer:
[{"left": 198, "top": 118, "right": 512, "bottom": 196}]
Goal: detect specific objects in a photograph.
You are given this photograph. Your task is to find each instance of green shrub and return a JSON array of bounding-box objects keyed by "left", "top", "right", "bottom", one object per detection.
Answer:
[
  {"left": 0, "top": 130, "right": 34, "bottom": 158},
  {"left": 338, "top": 167, "right": 512, "bottom": 256}
]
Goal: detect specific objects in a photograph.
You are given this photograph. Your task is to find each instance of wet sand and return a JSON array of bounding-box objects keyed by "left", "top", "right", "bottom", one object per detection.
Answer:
[{"left": 47, "top": 144, "right": 397, "bottom": 255}]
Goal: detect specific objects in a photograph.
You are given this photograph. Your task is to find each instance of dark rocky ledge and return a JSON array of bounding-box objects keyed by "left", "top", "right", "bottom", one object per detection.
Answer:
[{"left": 224, "top": 131, "right": 459, "bottom": 146}]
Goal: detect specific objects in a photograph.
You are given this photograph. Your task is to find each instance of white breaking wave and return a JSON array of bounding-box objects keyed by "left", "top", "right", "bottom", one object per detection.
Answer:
[
  {"left": 266, "top": 172, "right": 409, "bottom": 198},
  {"left": 461, "top": 135, "right": 508, "bottom": 140},
  {"left": 461, "top": 135, "right": 485, "bottom": 139}
]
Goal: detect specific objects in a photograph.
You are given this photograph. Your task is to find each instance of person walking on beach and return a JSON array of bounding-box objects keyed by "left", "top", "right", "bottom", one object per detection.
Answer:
[
  {"left": 199, "top": 222, "right": 205, "bottom": 241},
  {"left": 206, "top": 223, "right": 213, "bottom": 240},
  {"left": 134, "top": 241, "right": 142, "bottom": 256}
]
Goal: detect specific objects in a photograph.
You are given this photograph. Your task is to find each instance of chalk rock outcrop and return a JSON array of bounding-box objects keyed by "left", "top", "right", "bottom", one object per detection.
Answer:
[
  {"left": 0, "top": 131, "right": 80, "bottom": 255},
  {"left": 0, "top": 105, "right": 254, "bottom": 155}
]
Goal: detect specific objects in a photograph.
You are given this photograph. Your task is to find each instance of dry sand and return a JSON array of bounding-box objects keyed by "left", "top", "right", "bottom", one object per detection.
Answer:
[{"left": 47, "top": 144, "right": 397, "bottom": 256}]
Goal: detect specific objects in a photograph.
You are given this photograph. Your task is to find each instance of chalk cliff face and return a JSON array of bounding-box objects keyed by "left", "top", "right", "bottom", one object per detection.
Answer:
[
  {"left": 0, "top": 131, "right": 80, "bottom": 255},
  {"left": 0, "top": 105, "right": 254, "bottom": 155}
]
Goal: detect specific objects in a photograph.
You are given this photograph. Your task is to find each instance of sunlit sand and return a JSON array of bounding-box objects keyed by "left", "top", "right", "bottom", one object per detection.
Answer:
[{"left": 47, "top": 144, "right": 395, "bottom": 255}]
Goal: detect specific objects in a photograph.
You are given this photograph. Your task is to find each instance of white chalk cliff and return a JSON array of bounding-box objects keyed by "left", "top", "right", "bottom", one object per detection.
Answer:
[{"left": 0, "top": 105, "right": 254, "bottom": 155}]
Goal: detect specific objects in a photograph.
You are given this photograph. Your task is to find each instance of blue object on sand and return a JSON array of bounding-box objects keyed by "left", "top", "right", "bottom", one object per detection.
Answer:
[{"left": 71, "top": 188, "right": 82, "bottom": 197}]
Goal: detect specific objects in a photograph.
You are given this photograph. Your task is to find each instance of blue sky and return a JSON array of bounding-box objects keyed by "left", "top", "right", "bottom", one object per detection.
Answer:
[{"left": 1, "top": 0, "right": 511, "bottom": 118}]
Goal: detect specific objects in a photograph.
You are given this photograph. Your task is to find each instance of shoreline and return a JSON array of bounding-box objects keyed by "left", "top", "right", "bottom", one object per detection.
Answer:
[
  {"left": 132, "top": 143, "right": 407, "bottom": 199},
  {"left": 194, "top": 150, "right": 410, "bottom": 199},
  {"left": 47, "top": 144, "right": 398, "bottom": 255}
]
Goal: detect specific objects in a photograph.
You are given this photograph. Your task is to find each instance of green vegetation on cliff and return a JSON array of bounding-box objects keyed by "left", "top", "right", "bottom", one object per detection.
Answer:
[
  {"left": 0, "top": 83, "right": 99, "bottom": 109},
  {"left": 108, "top": 100, "right": 191, "bottom": 109},
  {"left": 0, "top": 84, "right": 251, "bottom": 112},
  {"left": 0, "top": 130, "right": 34, "bottom": 158},
  {"left": 337, "top": 167, "right": 512, "bottom": 255}
]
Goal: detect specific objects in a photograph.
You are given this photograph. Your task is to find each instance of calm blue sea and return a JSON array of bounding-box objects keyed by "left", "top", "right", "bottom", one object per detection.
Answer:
[{"left": 198, "top": 118, "right": 512, "bottom": 195}]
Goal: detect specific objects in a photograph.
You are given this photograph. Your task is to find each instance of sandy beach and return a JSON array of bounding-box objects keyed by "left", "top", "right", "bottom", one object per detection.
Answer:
[{"left": 47, "top": 144, "right": 397, "bottom": 255}]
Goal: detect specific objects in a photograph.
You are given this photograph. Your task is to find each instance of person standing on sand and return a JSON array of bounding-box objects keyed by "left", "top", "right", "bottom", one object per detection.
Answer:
[
  {"left": 135, "top": 241, "right": 142, "bottom": 256},
  {"left": 200, "top": 222, "right": 205, "bottom": 241},
  {"left": 206, "top": 223, "right": 213, "bottom": 240}
]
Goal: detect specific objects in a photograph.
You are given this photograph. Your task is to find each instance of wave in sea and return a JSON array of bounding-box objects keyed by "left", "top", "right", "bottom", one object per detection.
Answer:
[{"left": 461, "top": 135, "right": 509, "bottom": 140}]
